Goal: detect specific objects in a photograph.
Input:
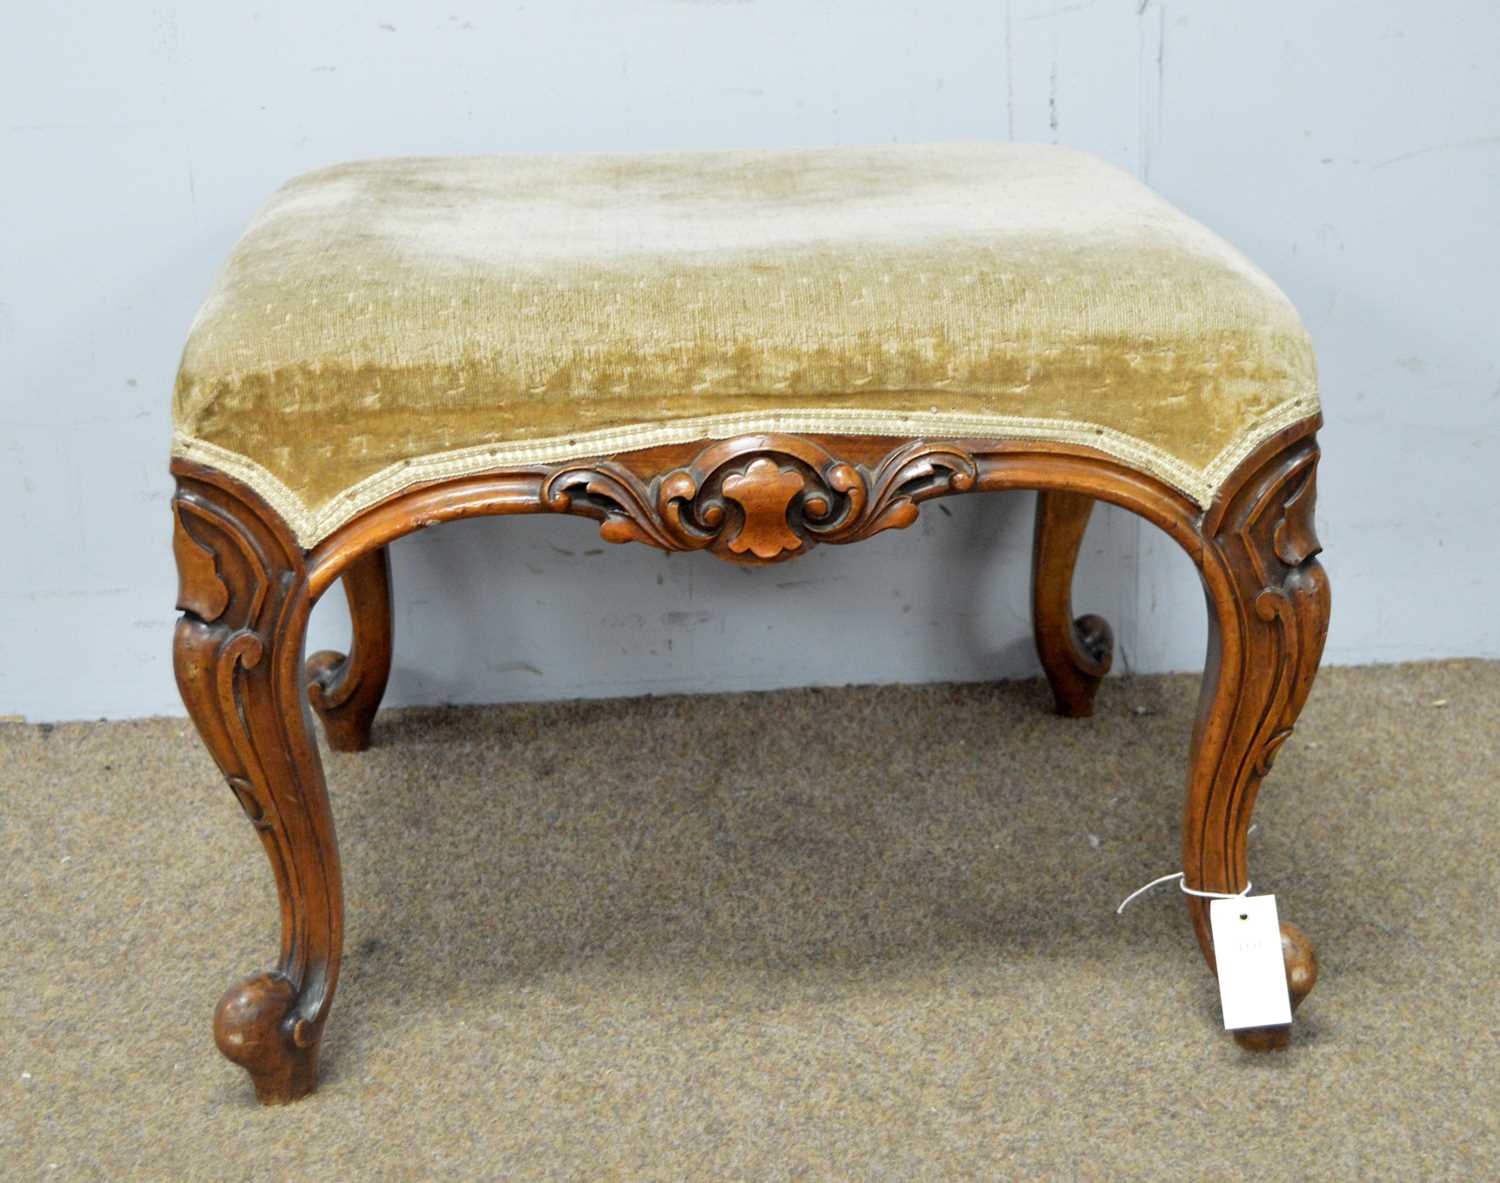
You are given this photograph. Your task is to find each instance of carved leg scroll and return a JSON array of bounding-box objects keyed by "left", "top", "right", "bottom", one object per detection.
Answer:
[
  {"left": 171, "top": 468, "right": 343, "bottom": 1103},
  {"left": 1031, "top": 490, "right": 1114, "bottom": 716},
  {"left": 1184, "top": 437, "right": 1329, "bottom": 1049},
  {"left": 307, "top": 546, "right": 393, "bottom": 752}
]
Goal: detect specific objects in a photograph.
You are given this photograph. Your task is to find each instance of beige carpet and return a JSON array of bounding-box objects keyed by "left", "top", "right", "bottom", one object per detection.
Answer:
[{"left": 3, "top": 660, "right": 1496, "bottom": 1180}]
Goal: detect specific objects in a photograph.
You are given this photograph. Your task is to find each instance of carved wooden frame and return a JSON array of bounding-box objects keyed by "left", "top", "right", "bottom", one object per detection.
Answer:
[{"left": 172, "top": 419, "right": 1328, "bottom": 1103}]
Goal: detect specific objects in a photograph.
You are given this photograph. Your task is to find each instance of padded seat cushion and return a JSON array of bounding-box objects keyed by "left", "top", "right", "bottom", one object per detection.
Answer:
[{"left": 172, "top": 143, "right": 1318, "bottom": 545}]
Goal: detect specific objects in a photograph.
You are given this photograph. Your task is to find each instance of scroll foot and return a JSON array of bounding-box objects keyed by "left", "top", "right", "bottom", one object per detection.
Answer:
[
  {"left": 214, "top": 973, "right": 322, "bottom": 1104},
  {"left": 1231, "top": 922, "right": 1319, "bottom": 1051}
]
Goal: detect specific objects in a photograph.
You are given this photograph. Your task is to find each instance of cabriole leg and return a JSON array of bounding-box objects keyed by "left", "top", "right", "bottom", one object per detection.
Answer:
[
  {"left": 307, "top": 546, "right": 393, "bottom": 752},
  {"left": 171, "top": 469, "right": 343, "bottom": 1103},
  {"left": 1031, "top": 490, "right": 1114, "bottom": 716},
  {"left": 1184, "top": 437, "right": 1330, "bottom": 1049}
]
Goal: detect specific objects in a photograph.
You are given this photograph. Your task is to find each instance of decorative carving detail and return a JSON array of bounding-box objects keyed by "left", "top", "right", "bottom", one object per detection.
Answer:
[
  {"left": 1253, "top": 728, "right": 1294, "bottom": 776},
  {"left": 1228, "top": 447, "right": 1329, "bottom": 783},
  {"left": 173, "top": 502, "right": 229, "bottom": 621},
  {"left": 543, "top": 434, "right": 978, "bottom": 564},
  {"left": 721, "top": 458, "right": 808, "bottom": 559},
  {"left": 227, "top": 775, "right": 272, "bottom": 832},
  {"left": 170, "top": 420, "right": 1330, "bottom": 1095},
  {"left": 172, "top": 471, "right": 338, "bottom": 1104},
  {"left": 1272, "top": 464, "right": 1321, "bottom": 569},
  {"left": 1193, "top": 441, "right": 1331, "bottom": 824},
  {"left": 1184, "top": 436, "right": 1329, "bottom": 1041}
]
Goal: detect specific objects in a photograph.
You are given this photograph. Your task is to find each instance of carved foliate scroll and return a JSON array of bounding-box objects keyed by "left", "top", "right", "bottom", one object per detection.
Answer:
[
  {"left": 1221, "top": 442, "right": 1329, "bottom": 779},
  {"left": 172, "top": 474, "right": 336, "bottom": 1103},
  {"left": 172, "top": 495, "right": 282, "bottom": 840},
  {"left": 1183, "top": 436, "right": 1330, "bottom": 1022},
  {"left": 542, "top": 434, "right": 978, "bottom": 563}
]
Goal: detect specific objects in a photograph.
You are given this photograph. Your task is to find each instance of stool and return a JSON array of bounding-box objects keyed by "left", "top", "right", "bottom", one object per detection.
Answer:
[{"left": 170, "top": 143, "right": 1329, "bottom": 1104}]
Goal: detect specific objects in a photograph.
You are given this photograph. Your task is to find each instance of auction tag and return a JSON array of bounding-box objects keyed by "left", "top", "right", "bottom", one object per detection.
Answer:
[{"left": 1209, "top": 894, "right": 1292, "bottom": 1029}]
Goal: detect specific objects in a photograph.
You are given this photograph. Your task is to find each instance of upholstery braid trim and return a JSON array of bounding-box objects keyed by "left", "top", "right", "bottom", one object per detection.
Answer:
[{"left": 171, "top": 395, "right": 1320, "bottom": 548}]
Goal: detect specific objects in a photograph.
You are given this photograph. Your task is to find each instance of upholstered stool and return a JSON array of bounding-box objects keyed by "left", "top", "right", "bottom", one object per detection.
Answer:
[{"left": 170, "top": 143, "right": 1329, "bottom": 1103}]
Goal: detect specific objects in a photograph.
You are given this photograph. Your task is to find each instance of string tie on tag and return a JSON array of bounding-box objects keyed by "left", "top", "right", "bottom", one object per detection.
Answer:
[{"left": 1115, "top": 871, "right": 1252, "bottom": 915}]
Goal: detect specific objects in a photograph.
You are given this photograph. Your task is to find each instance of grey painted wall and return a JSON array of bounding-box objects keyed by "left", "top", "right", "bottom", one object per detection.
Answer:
[{"left": 3, "top": 1, "right": 1497, "bottom": 722}]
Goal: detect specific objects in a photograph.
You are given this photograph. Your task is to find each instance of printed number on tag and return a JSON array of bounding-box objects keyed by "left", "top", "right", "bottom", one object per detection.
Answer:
[{"left": 1209, "top": 894, "right": 1292, "bottom": 1030}]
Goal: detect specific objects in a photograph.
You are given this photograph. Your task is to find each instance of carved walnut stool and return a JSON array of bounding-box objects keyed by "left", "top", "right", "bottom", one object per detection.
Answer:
[{"left": 170, "top": 144, "right": 1329, "bottom": 1103}]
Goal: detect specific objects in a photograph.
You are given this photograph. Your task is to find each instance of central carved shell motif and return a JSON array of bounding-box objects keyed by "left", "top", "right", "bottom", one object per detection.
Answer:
[
  {"left": 721, "top": 458, "right": 810, "bottom": 560},
  {"left": 541, "top": 434, "right": 978, "bottom": 564}
]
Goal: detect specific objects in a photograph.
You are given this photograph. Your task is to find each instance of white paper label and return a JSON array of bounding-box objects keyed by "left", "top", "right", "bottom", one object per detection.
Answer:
[{"left": 1209, "top": 894, "right": 1292, "bottom": 1030}]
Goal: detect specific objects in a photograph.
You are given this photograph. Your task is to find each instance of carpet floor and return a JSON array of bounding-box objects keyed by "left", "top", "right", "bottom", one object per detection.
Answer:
[{"left": 2, "top": 660, "right": 1497, "bottom": 1181}]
